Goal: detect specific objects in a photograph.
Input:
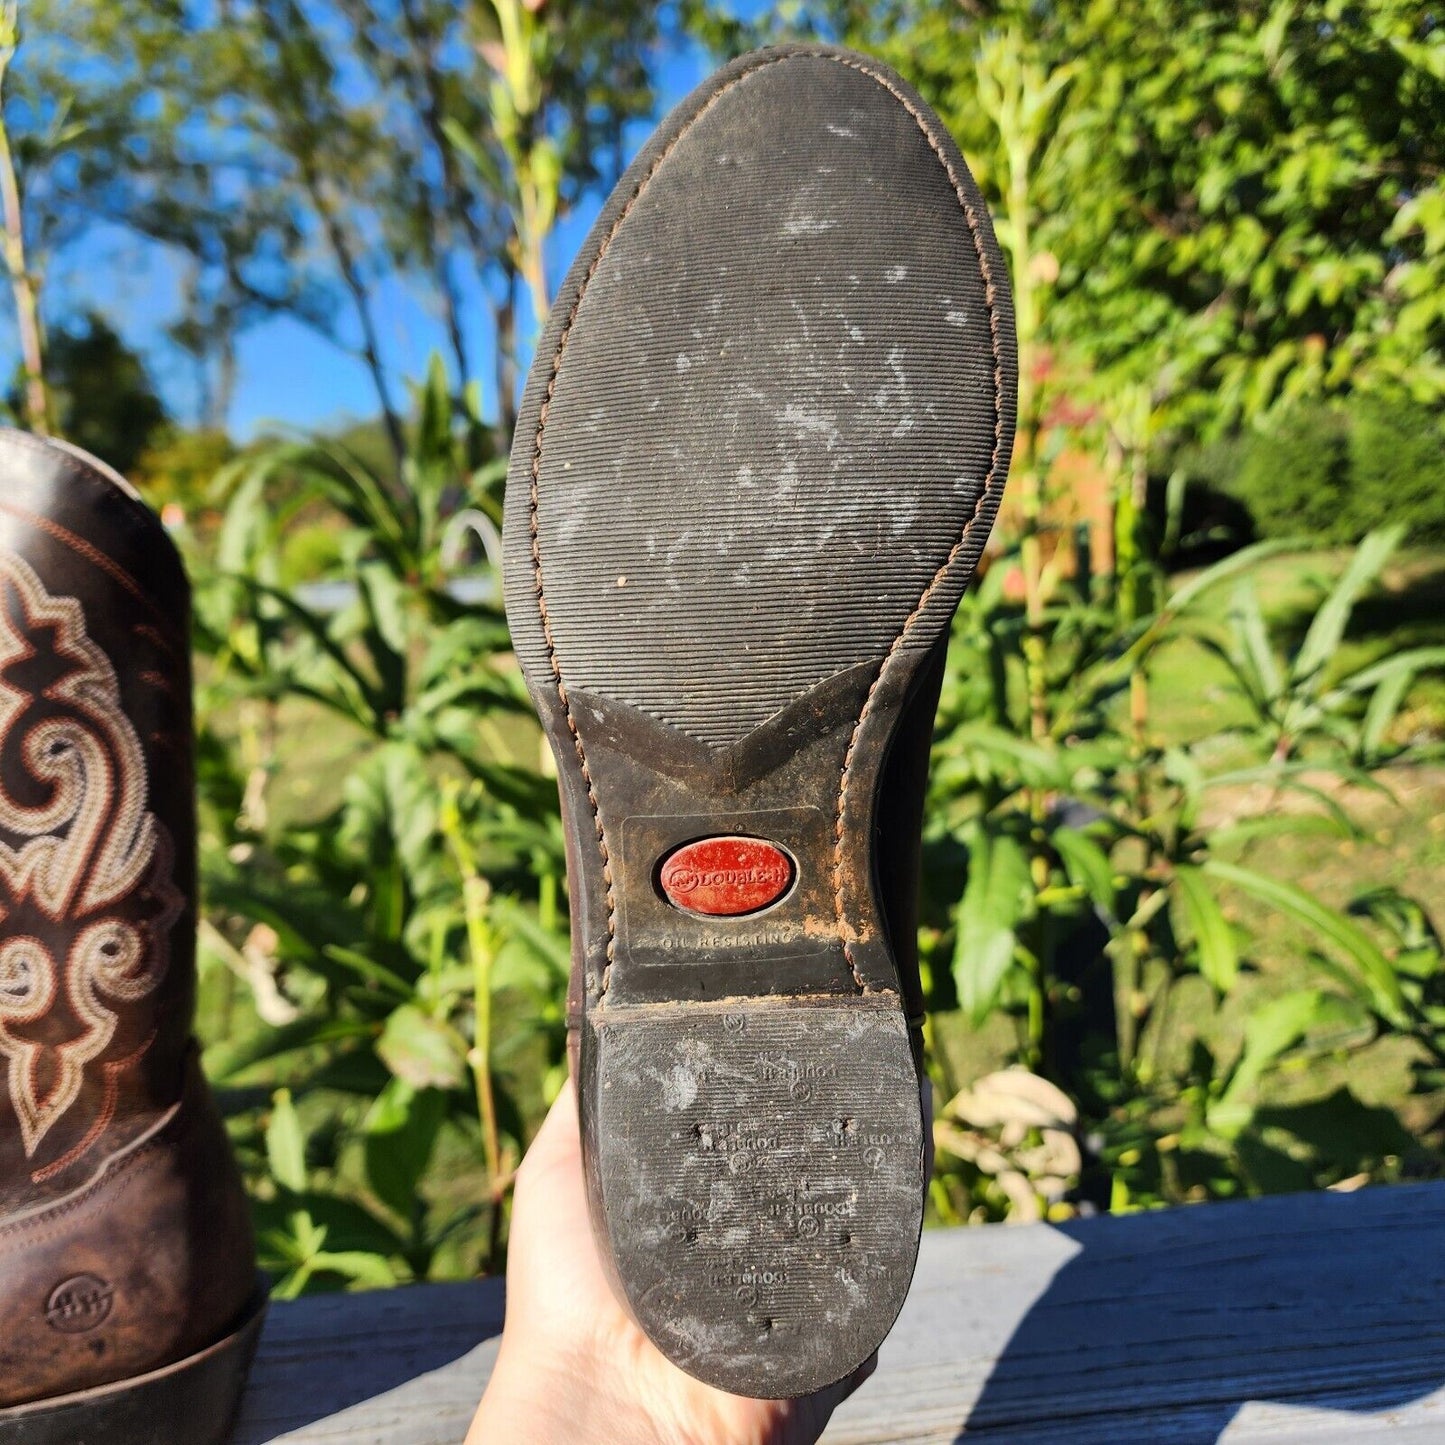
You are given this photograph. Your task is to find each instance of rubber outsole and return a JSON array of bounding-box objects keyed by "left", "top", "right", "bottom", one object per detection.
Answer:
[
  {"left": 0, "top": 1281, "right": 266, "bottom": 1445},
  {"left": 504, "top": 44, "right": 1016, "bottom": 1397}
]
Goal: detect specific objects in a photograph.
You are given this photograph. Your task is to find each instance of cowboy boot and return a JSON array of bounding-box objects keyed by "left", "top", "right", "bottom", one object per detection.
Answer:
[
  {"left": 0, "top": 432, "right": 265, "bottom": 1444},
  {"left": 504, "top": 45, "right": 1015, "bottom": 1396}
]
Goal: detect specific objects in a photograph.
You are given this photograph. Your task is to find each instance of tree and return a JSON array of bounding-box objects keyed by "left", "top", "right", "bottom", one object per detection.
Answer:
[
  {"left": 41, "top": 312, "right": 167, "bottom": 475},
  {"left": 10, "top": 0, "right": 663, "bottom": 459},
  {"left": 699, "top": 2, "right": 1445, "bottom": 441},
  {"left": 853, "top": 1, "right": 1445, "bottom": 436},
  {"left": 0, "top": 2, "right": 46, "bottom": 429}
]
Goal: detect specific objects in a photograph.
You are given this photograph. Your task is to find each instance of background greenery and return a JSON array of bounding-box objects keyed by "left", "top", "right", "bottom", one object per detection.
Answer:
[{"left": 2, "top": 0, "right": 1441, "bottom": 1287}]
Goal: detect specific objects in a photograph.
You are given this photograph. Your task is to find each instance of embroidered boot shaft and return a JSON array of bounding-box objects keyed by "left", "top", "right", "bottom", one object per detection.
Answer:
[{"left": 0, "top": 431, "right": 264, "bottom": 1445}]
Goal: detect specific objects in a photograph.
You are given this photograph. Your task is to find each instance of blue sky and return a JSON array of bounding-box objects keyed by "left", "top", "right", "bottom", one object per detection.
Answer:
[{"left": 24, "top": 12, "right": 762, "bottom": 441}]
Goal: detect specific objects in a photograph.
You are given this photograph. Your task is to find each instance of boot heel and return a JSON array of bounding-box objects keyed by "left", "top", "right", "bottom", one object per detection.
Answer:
[
  {"left": 593, "top": 999, "right": 923, "bottom": 1396},
  {"left": 0, "top": 1282, "right": 266, "bottom": 1445}
]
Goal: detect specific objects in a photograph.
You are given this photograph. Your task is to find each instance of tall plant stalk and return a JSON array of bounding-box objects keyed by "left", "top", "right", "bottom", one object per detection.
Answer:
[
  {"left": 441, "top": 786, "right": 502, "bottom": 1187},
  {"left": 975, "top": 32, "right": 1076, "bottom": 1058},
  {"left": 0, "top": 3, "right": 47, "bottom": 433},
  {"left": 484, "top": 0, "right": 558, "bottom": 328}
]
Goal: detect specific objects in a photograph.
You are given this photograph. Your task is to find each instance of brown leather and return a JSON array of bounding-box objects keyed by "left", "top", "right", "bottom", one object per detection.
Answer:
[
  {"left": 874, "top": 633, "right": 951, "bottom": 1036},
  {"left": 559, "top": 636, "right": 952, "bottom": 1076},
  {"left": 0, "top": 429, "right": 256, "bottom": 1408}
]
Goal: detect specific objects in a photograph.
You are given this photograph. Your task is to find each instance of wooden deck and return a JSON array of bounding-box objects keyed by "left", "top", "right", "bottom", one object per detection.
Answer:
[{"left": 233, "top": 1180, "right": 1445, "bottom": 1443}]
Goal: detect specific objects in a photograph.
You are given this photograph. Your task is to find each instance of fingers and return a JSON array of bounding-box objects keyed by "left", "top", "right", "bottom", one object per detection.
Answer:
[
  {"left": 517, "top": 1077, "right": 579, "bottom": 1177},
  {"left": 511, "top": 1077, "right": 585, "bottom": 1232}
]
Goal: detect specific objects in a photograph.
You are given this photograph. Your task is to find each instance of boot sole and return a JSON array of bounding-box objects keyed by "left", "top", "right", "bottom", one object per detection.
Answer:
[
  {"left": 504, "top": 44, "right": 1015, "bottom": 1397},
  {"left": 0, "top": 1281, "right": 266, "bottom": 1445}
]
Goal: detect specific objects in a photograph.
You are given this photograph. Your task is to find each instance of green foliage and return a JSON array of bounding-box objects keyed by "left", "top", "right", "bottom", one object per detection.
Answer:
[
  {"left": 767, "top": 0, "right": 1445, "bottom": 443},
  {"left": 1224, "top": 396, "right": 1445, "bottom": 545},
  {"left": 1351, "top": 397, "right": 1445, "bottom": 546},
  {"left": 1231, "top": 405, "right": 1352, "bottom": 543},
  {"left": 196, "top": 358, "right": 568, "bottom": 1286},
  {"left": 923, "top": 530, "right": 1444, "bottom": 1222},
  {"left": 34, "top": 313, "right": 168, "bottom": 474},
  {"left": 16, "top": 0, "right": 663, "bottom": 450},
  {"left": 131, "top": 428, "right": 236, "bottom": 514},
  {"left": 1185, "top": 526, "right": 1445, "bottom": 766},
  {"left": 43, "top": 1, "right": 1435, "bottom": 1278}
]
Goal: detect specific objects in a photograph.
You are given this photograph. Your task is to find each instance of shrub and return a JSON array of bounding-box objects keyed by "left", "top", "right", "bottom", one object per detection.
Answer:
[
  {"left": 1211, "top": 395, "right": 1445, "bottom": 546},
  {"left": 1351, "top": 396, "right": 1445, "bottom": 545},
  {"left": 1232, "top": 404, "right": 1353, "bottom": 543}
]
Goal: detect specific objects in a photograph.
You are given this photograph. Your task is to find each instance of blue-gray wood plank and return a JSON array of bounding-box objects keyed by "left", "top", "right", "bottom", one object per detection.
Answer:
[{"left": 232, "top": 1180, "right": 1445, "bottom": 1443}]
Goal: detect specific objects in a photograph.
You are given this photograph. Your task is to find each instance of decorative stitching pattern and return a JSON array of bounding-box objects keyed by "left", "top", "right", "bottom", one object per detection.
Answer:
[
  {"left": 0, "top": 1121, "right": 168, "bottom": 1246},
  {"left": 0, "top": 556, "right": 181, "bottom": 1158},
  {"left": 528, "top": 48, "right": 1007, "bottom": 1000},
  {"left": 0, "top": 497, "right": 177, "bottom": 656}
]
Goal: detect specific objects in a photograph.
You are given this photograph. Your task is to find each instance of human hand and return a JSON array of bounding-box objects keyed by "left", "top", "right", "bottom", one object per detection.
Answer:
[{"left": 466, "top": 1077, "right": 888, "bottom": 1445}]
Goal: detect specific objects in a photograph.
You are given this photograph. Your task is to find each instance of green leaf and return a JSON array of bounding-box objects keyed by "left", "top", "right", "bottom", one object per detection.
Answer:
[
  {"left": 1209, "top": 988, "right": 1332, "bottom": 1136},
  {"left": 1173, "top": 865, "right": 1238, "bottom": 992},
  {"left": 1202, "top": 859, "right": 1405, "bottom": 1021},
  {"left": 414, "top": 352, "right": 454, "bottom": 473},
  {"left": 227, "top": 575, "right": 380, "bottom": 727},
  {"left": 320, "top": 945, "right": 414, "bottom": 1000},
  {"left": 309, "top": 1250, "right": 400, "bottom": 1289},
  {"left": 939, "top": 724, "right": 1065, "bottom": 790},
  {"left": 1164, "top": 540, "right": 1295, "bottom": 615},
  {"left": 1051, "top": 826, "right": 1116, "bottom": 913},
  {"left": 952, "top": 826, "right": 1032, "bottom": 1023},
  {"left": 377, "top": 1004, "right": 467, "bottom": 1091},
  {"left": 1360, "top": 665, "right": 1414, "bottom": 763},
  {"left": 204, "top": 1014, "right": 372, "bottom": 1083},
  {"left": 1291, "top": 525, "right": 1403, "bottom": 688},
  {"left": 364, "top": 1077, "right": 447, "bottom": 1220},
  {"left": 355, "top": 562, "right": 409, "bottom": 708},
  {"left": 266, "top": 1089, "right": 308, "bottom": 1194},
  {"left": 490, "top": 894, "right": 570, "bottom": 980},
  {"left": 1208, "top": 812, "right": 1353, "bottom": 850},
  {"left": 1227, "top": 578, "right": 1281, "bottom": 709},
  {"left": 252, "top": 1191, "right": 406, "bottom": 1262}
]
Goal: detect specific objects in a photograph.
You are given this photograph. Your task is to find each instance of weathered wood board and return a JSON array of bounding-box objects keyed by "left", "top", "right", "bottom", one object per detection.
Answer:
[{"left": 233, "top": 1181, "right": 1445, "bottom": 1443}]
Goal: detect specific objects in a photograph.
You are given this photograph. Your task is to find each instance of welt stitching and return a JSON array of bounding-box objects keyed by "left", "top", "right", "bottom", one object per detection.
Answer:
[
  {"left": 528, "top": 48, "right": 1006, "bottom": 999},
  {"left": 527, "top": 49, "right": 818, "bottom": 1001},
  {"left": 0, "top": 1091, "right": 188, "bottom": 1241},
  {"left": 0, "top": 1132, "right": 167, "bottom": 1244},
  {"left": 827, "top": 56, "right": 1009, "bottom": 991}
]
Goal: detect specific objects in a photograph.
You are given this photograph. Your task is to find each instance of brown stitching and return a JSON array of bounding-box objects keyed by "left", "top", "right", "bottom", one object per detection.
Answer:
[
  {"left": 7, "top": 1148, "right": 161, "bottom": 1251},
  {"left": 826, "top": 56, "right": 1009, "bottom": 991},
  {"left": 529, "top": 47, "right": 1007, "bottom": 998},
  {"left": 529, "top": 50, "right": 820, "bottom": 1000},
  {"left": 0, "top": 1099, "right": 180, "bottom": 1242},
  {"left": 29, "top": 1028, "right": 158, "bottom": 1184}
]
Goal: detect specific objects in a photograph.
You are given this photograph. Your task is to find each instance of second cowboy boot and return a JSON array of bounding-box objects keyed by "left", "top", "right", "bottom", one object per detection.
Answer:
[
  {"left": 505, "top": 45, "right": 1016, "bottom": 1395},
  {"left": 0, "top": 432, "right": 264, "bottom": 1444}
]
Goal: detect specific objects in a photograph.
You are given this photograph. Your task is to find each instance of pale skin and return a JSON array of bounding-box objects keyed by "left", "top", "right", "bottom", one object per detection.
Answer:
[{"left": 468, "top": 1076, "right": 931, "bottom": 1445}]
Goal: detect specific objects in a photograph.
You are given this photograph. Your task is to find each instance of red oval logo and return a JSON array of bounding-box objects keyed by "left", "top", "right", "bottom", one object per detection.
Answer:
[{"left": 658, "top": 836, "right": 795, "bottom": 917}]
